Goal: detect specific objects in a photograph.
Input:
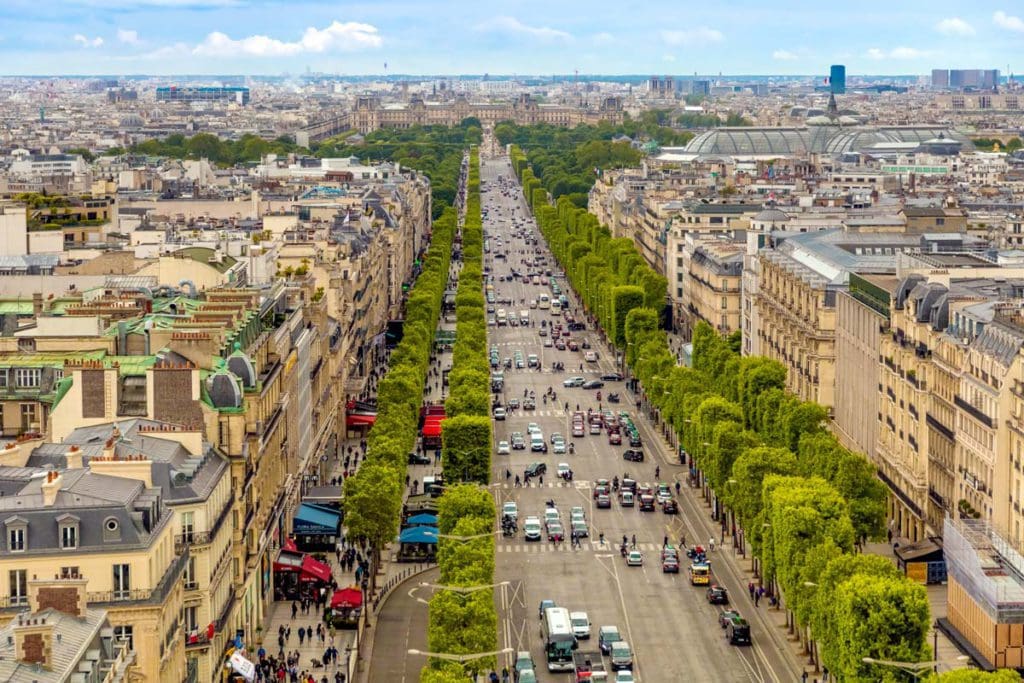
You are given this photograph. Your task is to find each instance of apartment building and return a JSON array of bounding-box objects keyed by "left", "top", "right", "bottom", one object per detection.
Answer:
[
  {"left": 678, "top": 233, "right": 744, "bottom": 338},
  {"left": 0, "top": 465, "right": 184, "bottom": 682}
]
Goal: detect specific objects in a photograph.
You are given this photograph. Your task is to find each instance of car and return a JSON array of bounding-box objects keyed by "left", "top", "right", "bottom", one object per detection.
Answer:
[
  {"left": 487, "top": 317, "right": 496, "bottom": 326},
  {"left": 620, "top": 478, "right": 637, "bottom": 494},
  {"left": 547, "top": 522, "right": 565, "bottom": 542},
  {"left": 662, "top": 499, "right": 679, "bottom": 515},
  {"left": 608, "top": 431, "right": 622, "bottom": 445},
  {"left": 619, "top": 491, "right": 634, "bottom": 507},
  {"left": 725, "top": 614, "right": 751, "bottom": 646},
  {"left": 610, "top": 641, "right": 633, "bottom": 670},
  {"left": 589, "top": 422, "right": 602, "bottom": 435},
  {"left": 538, "top": 328, "right": 548, "bottom": 337},
  {"left": 503, "top": 502, "right": 518, "bottom": 521},
  {"left": 601, "top": 372, "right": 625, "bottom": 382},
  {"left": 614, "top": 671, "right": 635, "bottom": 683},
  {"left": 497, "top": 440, "right": 510, "bottom": 455},
  {"left": 662, "top": 555, "right": 680, "bottom": 573},
  {"left": 570, "top": 611, "right": 591, "bottom": 639},
  {"left": 514, "top": 651, "right": 536, "bottom": 678},
  {"left": 584, "top": 351, "right": 599, "bottom": 362},
  {"left": 511, "top": 432, "right": 526, "bottom": 450},
  {"left": 563, "top": 376, "right": 586, "bottom": 387},
  {"left": 493, "top": 407, "right": 506, "bottom": 420},
  {"left": 527, "top": 423, "right": 541, "bottom": 435},
  {"left": 524, "top": 462, "right": 547, "bottom": 478},
  {"left": 408, "top": 452, "right": 431, "bottom": 465},
  {"left": 718, "top": 609, "right": 741, "bottom": 629},
  {"left": 522, "top": 397, "right": 536, "bottom": 410},
  {"left": 628, "top": 434, "right": 643, "bottom": 448},
  {"left": 656, "top": 483, "right": 672, "bottom": 503},
  {"left": 554, "top": 340, "right": 567, "bottom": 350},
  {"left": 626, "top": 550, "right": 643, "bottom": 566},
  {"left": 550, "top": 432, "right": 565, "bottom": 444},
  {"left": 556, "top": 462, "right": 570, "bottom": 478},
  {"left": 623, "top": 448, "right": 645, "bottom": 462},
  {"left": 572, "top": 422, "right": 586, "bottom": 437},
  {"left": 523, "top": 518, "right": 542, "bottom": 542},
  {"left": 598, "top": 626, "right": 622, "bottom": 655},
  {"left": 639, "top": 494, "right": 656, "bottom": 511},
  {"left": 529, "top": 299, "right": 538, "bottom": 308},
  {"left": 544, "top": 508, "right": 560, "bottom": 528},
  {"left": 507, "top": 398, "right": 520, "bottom": 409},
  {"left": 538, "top": 600, "right": 557, "bottom": 619},
  {"left": 571, "top": 520, "right": 589, "bottom": 538},
  {"left": 581, "top": 379, "right": 605, "bottom": 390},
  {"left": 543, "top": 338, "right": 553, "bottom": 348},
  {"left": 552, "top": 439, "right": 566, "bottom": 455},
  {"left": 593, "top": 484, "right": 609, "bottom": 499},
  {"left": 571, "top": 505, "right": 585, "bottom": 518},
  {"left": 518, "top": 669, "right": 537, "bottom": 683},
  {"left": 707, "top": 585, "right": 729, "bottom": 605},
  {"left": 596, "top": 494, "right": 612, "bottom": 509},
  {"left": 515, "top": 358, "right": 525, "bottom": 369}
]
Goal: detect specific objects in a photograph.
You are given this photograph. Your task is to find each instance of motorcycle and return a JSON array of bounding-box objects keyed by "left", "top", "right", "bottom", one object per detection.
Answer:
[
  {"left": 620, "top": 544, "right": 628, "bottom": 558},
  {"left": 608, "top": 393, "right": 620, "bottom": 404}
]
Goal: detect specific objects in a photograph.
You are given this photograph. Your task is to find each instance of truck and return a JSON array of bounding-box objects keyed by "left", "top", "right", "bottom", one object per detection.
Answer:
[
  {"left": 572, "top": 651, "right": 608, "bottom": 681},
  {"left": 496, "top": 309, "right": 508, "bottom": 326},
  {"left": 689, "top": 562, "right": 711, "bottom": 586}
]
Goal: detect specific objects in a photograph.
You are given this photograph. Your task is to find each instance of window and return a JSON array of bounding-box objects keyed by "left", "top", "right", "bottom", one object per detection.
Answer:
[
  {"left": 16, "top": 339, "right": 35, "bottom": 353},
  {"left": 184, "top": 556, "right": 197, "bottom": 590},
  {"left": 113, "top": 625, "right": 133, "bottom": 649},
  {"left": 0, "top": 370, "right": 6, "bottom": 387},
  {"left": 8, "top": 528, "right": 24, "bottom": 552},
  {"left": 184, "top": 605, "right": 198, "bottom": 633},
  {"left": 20, "top": 404, "right": 36, "bottom": 432},
  {"left": 181, "top": 511, "right": 194, "bottom": 544},
  {"left": 113, "top": 564, "right": 131, "bottom": 599},
  {"left": 61, "top": 524, "right": 77, "bottom": 550},
  {"left": 14, "top": 368, "right": 40, "bottom": 388},
  {"left": 60, "top": 566, "right": 79, "bottom": 579},
  {"left": 8, "top": 569, "right": 27, "bottom": 606}
]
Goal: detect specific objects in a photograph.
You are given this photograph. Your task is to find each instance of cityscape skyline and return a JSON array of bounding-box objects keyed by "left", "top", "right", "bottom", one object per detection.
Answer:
[{"left": 1, "top": 0, "right": 1024, "bottom": 75}]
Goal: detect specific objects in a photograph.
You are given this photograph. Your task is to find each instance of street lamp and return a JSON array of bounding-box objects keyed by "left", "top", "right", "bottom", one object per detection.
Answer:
[
  {"left": 420, "top": 581, "right": 510, "bottom": 594},
  {"left": 408, "top": 648, "right": 513, "bottom": 663},
  {"left": 861, "top": 656, "right": 969, "bottom": 681}
]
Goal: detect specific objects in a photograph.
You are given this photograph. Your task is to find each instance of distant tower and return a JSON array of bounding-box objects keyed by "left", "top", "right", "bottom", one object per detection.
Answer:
[
  {"left": 829, "top": 65, "right": 846, "bottom": 94},
  {"left": 39, "top": 106, "right": 44, "bottom": 123}
]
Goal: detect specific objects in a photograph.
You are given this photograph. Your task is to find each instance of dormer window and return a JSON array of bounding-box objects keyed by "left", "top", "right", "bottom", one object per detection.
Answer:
[
  {"left": 5, "top": 517, "right": 27, "bottom": 553},
  {"left": 58, "top": 514, "right": 80, "bottom": 550}
]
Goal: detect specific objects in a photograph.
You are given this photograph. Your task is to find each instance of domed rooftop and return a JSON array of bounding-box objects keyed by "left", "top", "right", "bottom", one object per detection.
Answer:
[
  {"left": 206, "top": 370, "right": 242, "bottom": 409},
  {"left": 683, "top": 125, "right": 973, "bottom": 158},
  {"left": 227, "top": 343, "right": 256, "bottom": 388}
]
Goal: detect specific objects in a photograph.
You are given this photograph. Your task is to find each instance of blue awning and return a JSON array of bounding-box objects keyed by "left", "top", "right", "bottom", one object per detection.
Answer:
[
  {"left": 399, "top": 526, "right": 438, "bottom": 544},
  {"left": 294, "top": 503, "right": 342, "bottom": 535},
  {"left": 405, "top": 513, "right": 438, "bottom": 526}
]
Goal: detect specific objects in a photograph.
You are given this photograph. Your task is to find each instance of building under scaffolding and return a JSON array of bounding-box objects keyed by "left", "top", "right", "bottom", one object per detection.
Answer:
[{"left": 944, "top": 517, "right": 1024, "bottom": 669}]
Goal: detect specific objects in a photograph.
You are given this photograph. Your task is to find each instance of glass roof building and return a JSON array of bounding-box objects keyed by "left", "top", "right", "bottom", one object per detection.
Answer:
[{"left": 684, "top": 125, "right": 971, "bottom": 158}]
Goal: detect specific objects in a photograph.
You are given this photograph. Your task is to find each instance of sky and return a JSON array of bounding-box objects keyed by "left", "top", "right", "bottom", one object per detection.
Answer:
[{"left": 2, "top": 0, "right": 1024, "bottom": 76}]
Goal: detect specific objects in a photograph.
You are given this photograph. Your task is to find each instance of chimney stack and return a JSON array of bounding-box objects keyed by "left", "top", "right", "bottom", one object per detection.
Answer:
[
  {"left": 40, "top": 471, "right": 61, "bottom": 507},
  {"left": 65, "top": 445, "right": 82, "bottom": 470}
]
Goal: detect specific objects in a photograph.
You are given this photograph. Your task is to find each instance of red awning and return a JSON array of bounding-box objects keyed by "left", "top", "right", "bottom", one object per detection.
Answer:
[
  {"left": 347, "top": 413, "right": 376, "bottom": 427},
  {"left": 422, "top": 421, "right": 443, "bottom": 437},
  {"left": 330, "top": 587, "right": 363, "bottom": 609},
  {"left": 283, "top": 538, "right": 298, "bottom": 553},
  {"left": 300, "top": 554, "right": 332, "bottom": 583}
]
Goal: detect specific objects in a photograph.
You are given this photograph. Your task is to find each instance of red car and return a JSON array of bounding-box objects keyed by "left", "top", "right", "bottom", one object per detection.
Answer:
[{"left": 608, "top": 432, "right": 622, "bottom": 445}]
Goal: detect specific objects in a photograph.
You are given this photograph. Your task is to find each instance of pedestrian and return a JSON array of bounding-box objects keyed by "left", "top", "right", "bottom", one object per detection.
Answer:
[
  {"left": 298, "top": 627, "right": 305, "bottom": 645},
  {"left": 748, "top": 582, "right": 755, "bottom": 601},
  {"left": 680, "top": 533, "right": 686, "bottom": 548},
  {"left": 539, "top": 475, "right": 544, "bottom": 485},
  {"left": 663, "top": 535, "right": 668, "bottom": 548},
  {"left": 506, "top": 469, "right": 511, "bottom": 480},
  {"left": 286, "top": 626, "right": 291, "bottom": 641},
  {"left": 291, "top": 602, "right": 298, "bottom": 619},
  {"left": 709, "top": 537, "right": 715, "bottom": 552},
  {"left": 654, "top": 465, "right": 660, "bottom": 479}
]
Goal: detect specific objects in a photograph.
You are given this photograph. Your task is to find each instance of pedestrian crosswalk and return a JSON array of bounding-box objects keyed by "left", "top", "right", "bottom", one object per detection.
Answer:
[
  {"left": 497, "top": 541, "right": 665, "bottom": 553},
  {"left": 500, "top": 409, "right": 565, "bottom": 417},
  {"left": 495, "top": 480, "right": 590, "bottom": 489}
]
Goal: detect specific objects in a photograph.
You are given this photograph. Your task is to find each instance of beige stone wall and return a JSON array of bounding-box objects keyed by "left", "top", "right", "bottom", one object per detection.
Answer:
[{"left": 833, "top": 291, "right": 882, "bottom": 459}]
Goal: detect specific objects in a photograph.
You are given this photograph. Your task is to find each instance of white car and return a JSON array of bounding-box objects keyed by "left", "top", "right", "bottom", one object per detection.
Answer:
[
  {"left": 615, "top": 671, "right": 635, "bottom": 683},
  {"left": 556, "top": 462, "right": 571, "bottom": 478},
  {"left": 488, "top": 317, "right": 496, "bottom": 326},
  {"left": 523, "top": 517, "right": 542, "bottom": 541},
  {"left": 527, "top": 423, "right": 541, "bottom": 435},
  {"left": 497, "top": 440, "right": 510, "bottom": 455},
  {"left": 543, "top": 338, "right": 553, "bottom": 347},
  {"left": 584, "top": 351, "right": 598, "bottom": 362},
  {"left": 570, "top": 611, "right": 592, "bottom": 639},
  {"left": 493, "top": 407, "right": 506, "bottom": 420},
  {"left": 503, "top": 501, "right": 518, "bottom": 521}
]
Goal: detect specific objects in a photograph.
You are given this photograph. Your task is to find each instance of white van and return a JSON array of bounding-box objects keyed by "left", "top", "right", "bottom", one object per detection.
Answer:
[{"left": 520, "top": 310, "right": 530, "bottom": 324}]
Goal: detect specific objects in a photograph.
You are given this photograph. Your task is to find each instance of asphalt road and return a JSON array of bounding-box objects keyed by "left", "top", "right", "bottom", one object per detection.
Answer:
[
  {"left": 369, "top": 566, "right": 439, "bottom": 683},
  {"left": 480, "top": 149, "right": 799, "bottom": 683}
]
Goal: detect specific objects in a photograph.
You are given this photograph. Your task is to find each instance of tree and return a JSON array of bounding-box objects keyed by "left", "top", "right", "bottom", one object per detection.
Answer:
[
  {"left": 437, "top": 484, "right": 496, "bottom": 535},
  {"left": 343, "top": 461, "right": 402, "bottom": 587},
  {"left": 726, "top": 446, "right": 797, "bottom": 555},
  {"left": 928, "top": 671, "right": 1022, "bottom": 682},
  {"left": 610, "top": 285, "right": 645, "bottom": 347}
]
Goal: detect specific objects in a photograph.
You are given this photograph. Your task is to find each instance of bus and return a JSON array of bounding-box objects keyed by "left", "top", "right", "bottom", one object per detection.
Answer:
[
  {"left": 542, "top": 607, "right": 577, "bottom": 672},
  {"left": 538, "top": 294, "right": 551, "bottom": 310},
  {"left": 550, "top": 299, "right": 562, "bottom": 315}
]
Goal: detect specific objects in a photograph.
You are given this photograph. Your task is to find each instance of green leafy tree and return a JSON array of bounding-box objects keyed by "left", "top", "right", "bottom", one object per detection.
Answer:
[
  {"left": 343, "top": 461, "right": 402, "bottom": 585},
  {"left": 928, "top": 671, "right": 1022, "bottom": 682}
]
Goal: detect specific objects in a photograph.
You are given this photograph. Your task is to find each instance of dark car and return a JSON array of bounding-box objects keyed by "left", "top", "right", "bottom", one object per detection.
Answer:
[
  {"left": 408, "top": 452, "right": 431, "bottom": 465},
  {"left": 628, "top": 434, "right": 643, "bottom": 448},
  {"left": 524, "top": 462, "right": 547, "bottom": 478},
  {"left": 623, "top": 448, "right": 645, "bottom": 462},
  {"left": 707, "top": 585, "right": 729, "bottom": 605},
  {"left": 600, "top": 372, "right": 624, "bottom": 382},
  {"left": 596, "top": 494, "right": 612, "bottom": 509},
  {"left": 581, "top": 380, "right": 605, "bottom": 390},
  {"left": 638, "top": 494, "right": 656, "bottom": 511},
  {"left": 620, "top": 478, "right": 637, "bottom": 494},
  {"left": 662, "top": 499, "right": 679, "bottom": 515},
  {"left": 726, "top": 615, "right": 751, "bottom": 646}
]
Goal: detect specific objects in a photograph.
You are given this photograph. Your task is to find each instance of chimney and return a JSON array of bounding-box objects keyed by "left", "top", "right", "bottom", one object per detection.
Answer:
[
  {"left": 32, "top": 292, "right": 43, "bottom": 318},
  {"left": 13, "top": 612, "right": 54, "bottom": 670},
  {"left": 65, "top": 445, "right": 82, "bottom": 470},
  {"left": 28, "top": 572, "right": 88, "bottom": 618},
  {"left": 40, "top": 471, "right": 61, "bottom": 507}
]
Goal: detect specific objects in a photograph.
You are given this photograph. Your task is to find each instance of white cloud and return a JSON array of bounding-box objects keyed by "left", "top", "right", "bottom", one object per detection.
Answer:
[
  {"left": 994, "top": 10, "right": 1024, "bottom": 32},
  {"left": 772, "top": 49, "right": 799, "bottom": 61},
  {"left": 192, "top": 21, "right": 383, "bottom": 57},
  {"left": 660, "top": 27, "right": 723, "bottom": 47},
  {"left": 474, "top": 16, "right": 572, "bottom": 42},
  {"left": 662, "top": 54, "right": 676, "bottom": 62},
  {"left": 935, "top": 17, "right": 975, "bottom": 36},
  {"left": 864, "top": 46, "right": 926, "bottom": 60},
  {"left": 73, "top": 34, "right": 104, "bottom": 48},
  {"left": 591, "top": 32, "right": 614, "bottom": 46},
  {"left": 117, "top": 29, "right": 141, "bottom": 45}
]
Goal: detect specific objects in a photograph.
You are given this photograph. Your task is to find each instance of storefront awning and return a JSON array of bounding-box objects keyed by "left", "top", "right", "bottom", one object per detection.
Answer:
[
  {"left": 331, "top": 587, "right": 363, "bottom": 609},
  {"left": 273, "top": 549, "right": 304, "bottom": 573},
  {"left": 421, "top": 421, "right": 443, "bottom": 437},
  {"left": 347, "top": 413, "right": 376, "bottom": 427},
  {"left": 405, "top": 513, "right": 438, "bottom": 526},
  {"left": 399, "top": 526, "right": 438, "bottom": 544},
  {"left": 301, "top": 554, "right": 333, "bottom": 583},
  {"left": 294, "top": 503, "right": 342, "bottom": 535}
]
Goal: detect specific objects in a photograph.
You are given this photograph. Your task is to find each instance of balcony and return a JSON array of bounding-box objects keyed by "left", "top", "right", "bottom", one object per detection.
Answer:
[
  {"left": 926, "top": 412, "right": 955, "bottom": 441},
  {"left": 954, "top": 395, "right": 994, "bottom": 429},
  {"left": 86, "top": 549, "right": 189, "bottom": 607},
  {"left": 184, "top": 630, "right": 211, "bottom": 650},
  {"left": 174, "top": 501, "right": 232, "bottom": 553}
]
